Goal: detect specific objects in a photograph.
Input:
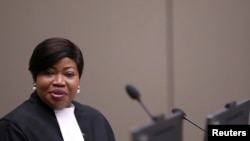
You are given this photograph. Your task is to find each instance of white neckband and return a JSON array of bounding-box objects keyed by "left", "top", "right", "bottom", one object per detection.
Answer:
[{"left": 54, "top": 104, "right": 84, "bottom": 141}]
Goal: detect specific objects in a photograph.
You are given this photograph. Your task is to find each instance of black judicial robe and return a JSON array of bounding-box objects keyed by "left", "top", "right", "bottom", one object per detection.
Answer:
[{"left": 0, "top": 92, "right": 116, "bottom": 141}]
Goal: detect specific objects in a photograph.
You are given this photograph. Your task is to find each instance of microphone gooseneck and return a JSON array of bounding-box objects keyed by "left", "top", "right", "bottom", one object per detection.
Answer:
[
  {"left": 125, "top": 84, "right": 158, "bottom": 122},
  {"left": 172, "top": 108, "right": 205, "bottom": 132}
]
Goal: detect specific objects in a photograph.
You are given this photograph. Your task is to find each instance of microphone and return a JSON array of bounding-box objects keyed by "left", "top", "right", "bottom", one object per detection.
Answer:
[
  {"left": 125, "top": 84, "right": 158, "bottom": 122},
  {"left": 172, "top": 108, "right": 205, "bottom": 132}
]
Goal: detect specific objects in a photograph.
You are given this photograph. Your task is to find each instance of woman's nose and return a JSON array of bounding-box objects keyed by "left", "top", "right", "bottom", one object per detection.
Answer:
[{"left": 53, "top": 74, "right": 65, "bottom": 85}]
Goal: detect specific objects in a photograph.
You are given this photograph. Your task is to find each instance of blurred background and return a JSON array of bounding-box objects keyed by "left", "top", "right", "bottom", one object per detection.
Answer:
[{"left": 0, "top": 0, "right": 249, "bottom": 141}]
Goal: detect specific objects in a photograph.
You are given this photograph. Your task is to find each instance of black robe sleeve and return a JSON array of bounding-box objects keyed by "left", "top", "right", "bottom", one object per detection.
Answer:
[{"left": 0, "top": 120, "right": 27, "bottom": 141}]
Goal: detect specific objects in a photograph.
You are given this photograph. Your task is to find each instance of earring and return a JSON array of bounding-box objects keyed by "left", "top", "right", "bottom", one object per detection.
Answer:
[
  {"left": 77, "top": 85, "right": 80, "bottom": 94},
  {"left": 33, "top": 83, "right": 36, "bottom": 91}
]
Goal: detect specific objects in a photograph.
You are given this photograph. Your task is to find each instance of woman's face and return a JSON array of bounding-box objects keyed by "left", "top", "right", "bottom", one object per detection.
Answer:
[{"left": 35, "top": 57, "right": 80, "bottom": 109}]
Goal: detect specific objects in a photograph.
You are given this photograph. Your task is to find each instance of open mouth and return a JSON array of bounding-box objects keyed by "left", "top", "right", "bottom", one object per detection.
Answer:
[{"left": 49, "top": 89, "right": 66, "bottom": 100}]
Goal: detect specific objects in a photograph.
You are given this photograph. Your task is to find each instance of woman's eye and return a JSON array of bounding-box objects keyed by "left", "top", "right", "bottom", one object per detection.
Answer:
[
  {"left": 65, "top": 72, "right": 74, "bottom": 78},
  {"left": 43, "top": 70, "right": 54, "bottom": 76}
]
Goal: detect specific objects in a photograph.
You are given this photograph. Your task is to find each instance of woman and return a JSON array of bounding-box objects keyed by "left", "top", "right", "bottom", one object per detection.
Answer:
[{"left": 0, "top": 37, "right": 116, "bottom": 141}]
